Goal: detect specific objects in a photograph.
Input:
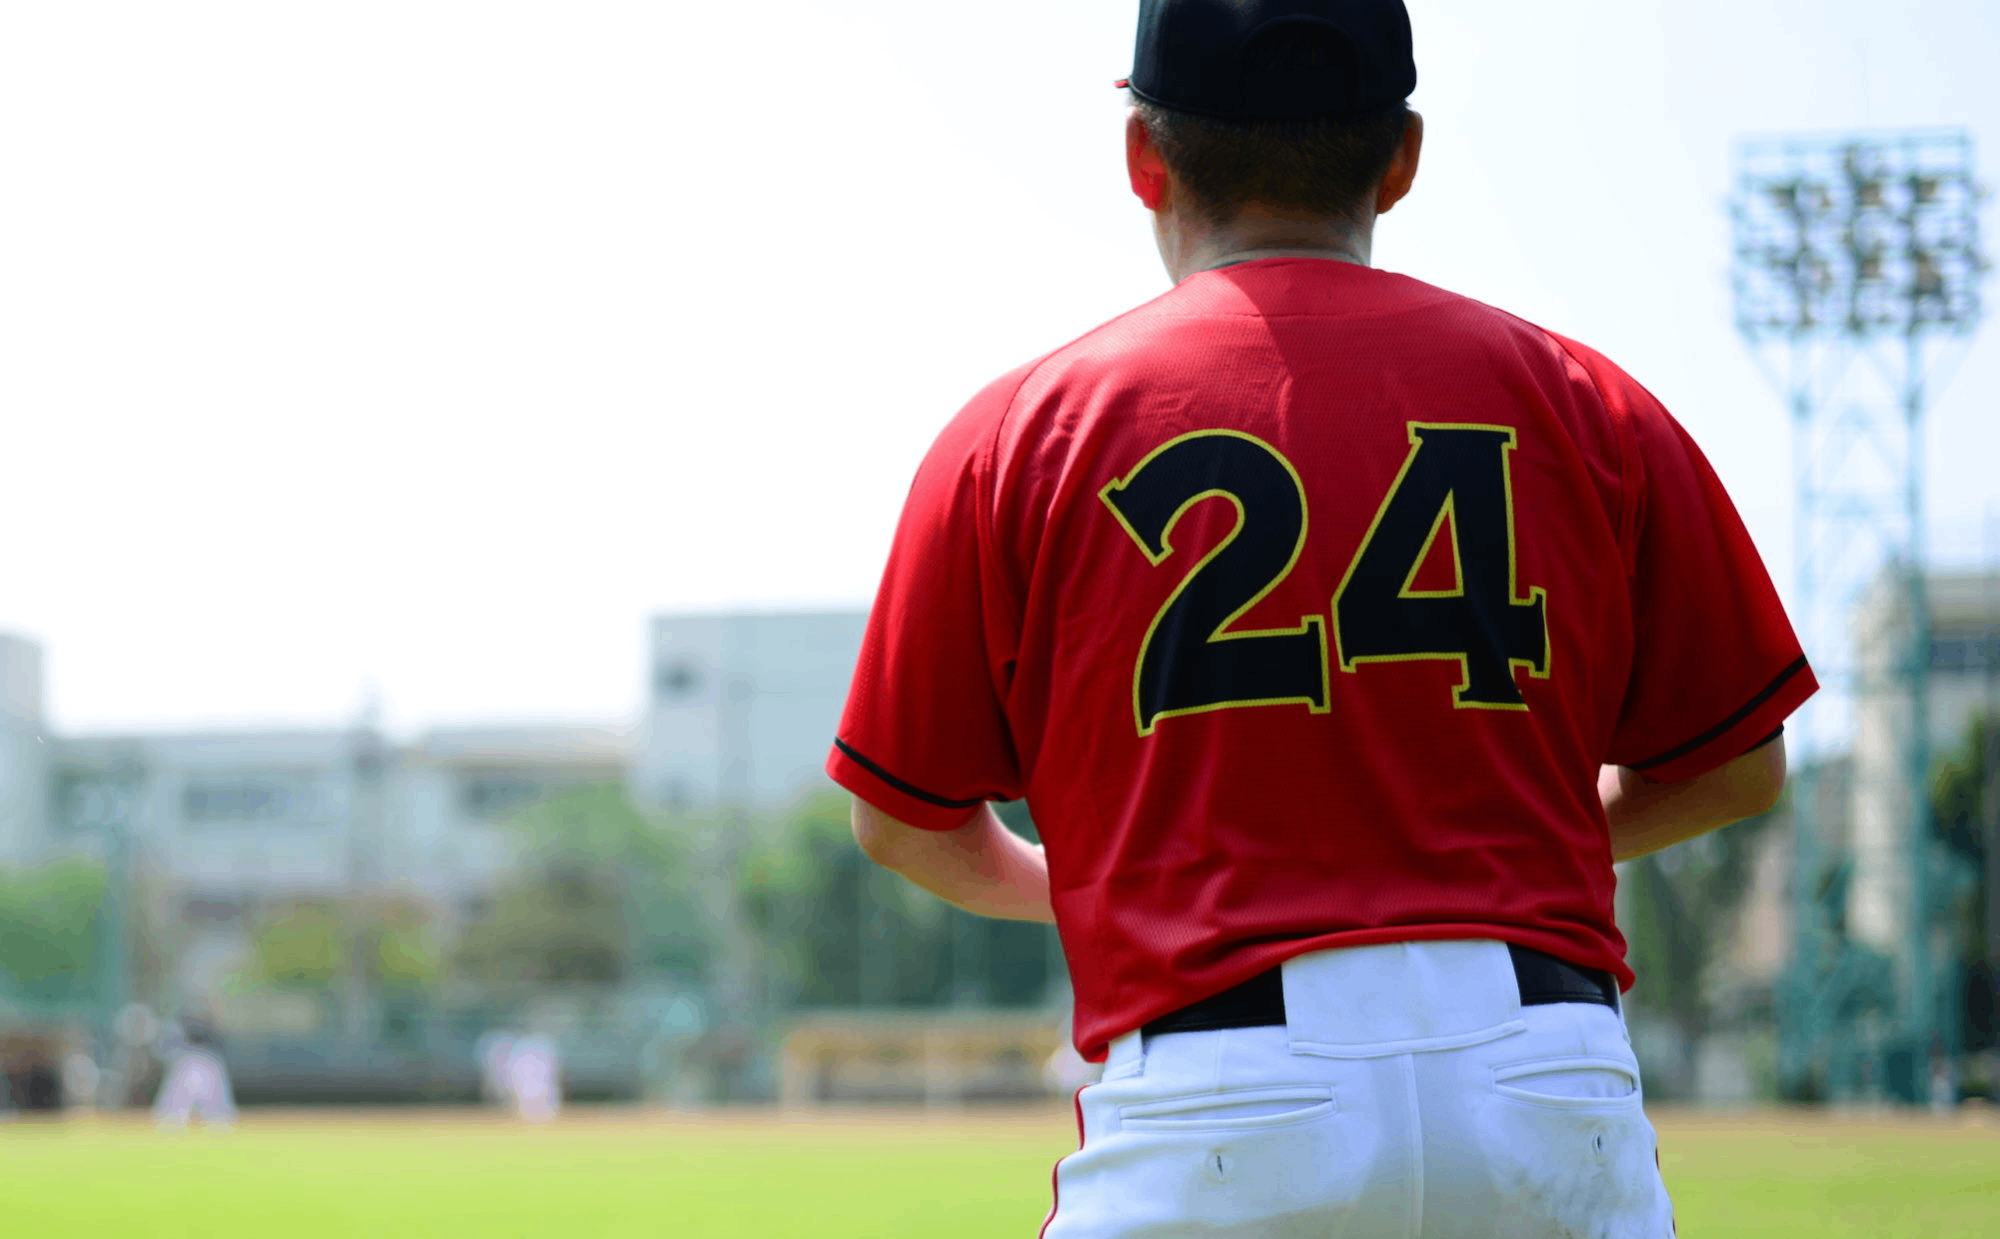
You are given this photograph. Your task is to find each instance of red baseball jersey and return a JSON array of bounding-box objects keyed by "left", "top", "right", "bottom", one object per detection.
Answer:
[{"left": 828, "top": 258, "right": 1815, "bottom": 1062}]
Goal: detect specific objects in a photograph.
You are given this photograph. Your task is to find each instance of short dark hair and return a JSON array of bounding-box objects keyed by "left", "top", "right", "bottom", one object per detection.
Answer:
[{"left": 1133, "top": 97, "right": 1411, "bottom": 228}]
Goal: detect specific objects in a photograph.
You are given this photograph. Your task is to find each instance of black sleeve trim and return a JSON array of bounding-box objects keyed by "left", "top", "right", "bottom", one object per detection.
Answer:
[
  {"left": 833, "top": 738, "right": 986, "bottom": 811},
  {"left": 1746, "top": 725, "right": 1785, "bottom": 754},
  {"left": 1627, "top": 657, "right": 1809, "bottom": 773}
]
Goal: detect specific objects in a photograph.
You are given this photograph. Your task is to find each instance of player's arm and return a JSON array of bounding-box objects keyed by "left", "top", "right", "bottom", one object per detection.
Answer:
[
  {"left": 1599, "top": 731, "right": 1786, "bottom": 863},
  {"left": 850, "top": 797, "right": 1056, "bottom": 924},
  {"left": 1552, "top": 338, "right": 1814, "bottom": 858}
]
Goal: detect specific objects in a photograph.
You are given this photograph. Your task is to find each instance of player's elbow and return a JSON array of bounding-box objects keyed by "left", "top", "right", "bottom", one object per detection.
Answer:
[
  {"left": 1728, "top": 732, "right": 1788, "bottom": 820},
  {"left": 850, "top": 797, "right": 916, "bottom": 868}
]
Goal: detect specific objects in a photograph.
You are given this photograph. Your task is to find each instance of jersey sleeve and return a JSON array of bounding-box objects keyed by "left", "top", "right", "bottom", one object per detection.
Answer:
[
  {"left": 1575, "top": 347, "right": 1819, "bottom": 783},
  {"left": 825, "top": 373, "right": 1030, "bottom": 829}
]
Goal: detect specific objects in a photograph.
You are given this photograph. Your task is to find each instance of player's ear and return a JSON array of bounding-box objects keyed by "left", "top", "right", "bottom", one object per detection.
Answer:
[
  {"left": 1374, "top": 109, "right": 1423, "bottom": 215},
  {"left": 1127, "top": 110, "right": 1170, "bottom": 212}
]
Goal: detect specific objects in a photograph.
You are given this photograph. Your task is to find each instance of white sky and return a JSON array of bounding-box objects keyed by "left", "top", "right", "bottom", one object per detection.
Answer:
[{"left": 1, "top": 0, "right": 1995, "bottom": 737}]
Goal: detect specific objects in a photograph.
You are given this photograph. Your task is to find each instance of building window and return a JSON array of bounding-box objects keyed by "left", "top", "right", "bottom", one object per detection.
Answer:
[
  {"left": 182, "top": 775, "right": 321, "bottom": 824},
  {"left": 1931, "top": 634, "right": 2000, "bottom": 672},
  {"left": 459, "top": 773, "right": 546, "bottom": 821},
  {"left": 182, "top": 897, "right": 246, "bottom": 926},
  {"left": 51, "top": 773, "right": 141, "bottom": 832},
  {"left": 655, "top": 660, "right": 704, "bottom": 702}
]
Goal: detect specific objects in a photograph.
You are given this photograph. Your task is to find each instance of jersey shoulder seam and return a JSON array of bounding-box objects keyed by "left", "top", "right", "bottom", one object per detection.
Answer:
[
  {"left": 975, "top": 293, "right": 1189, "bottom": 614},
  {"left": 1497, "top": 317, "right": 1648, "bottom": 573}
]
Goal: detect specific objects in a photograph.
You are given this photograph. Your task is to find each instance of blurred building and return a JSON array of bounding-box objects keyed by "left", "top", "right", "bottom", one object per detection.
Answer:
[
  {"left": 0, "top": 635, "right": 46, "bottom": 862},
  {"left": 2, "top": 616, "right": 880, "bottom": 1104},
  {"left": 4, "top": 608, "right": 872, "bottom": 882},
  {"left": 3, "top": 609, "right": 1063, "bottom": 1108},
  {"left": 1848, "top": 570, "right": 2000, "bottom": 956},
  {"left": 1717, "top": 571, "right": 2000, "bottom": 958},
  {"left": 398, "top": 725, "right": 633, "bottom": 910},
  {"left": 637, "top": 610, "right": 866, "bottom": 814},
  {"left": 1687, "top": 569, "right": 1999, "bottom": 1101},
  {"left": 45, "top": 725, "right": 628, "bottom": 895},
  {"left": 0, "top": 638, "right": 633, "bottom": 1008},
  {"left": 0, "top": 653, "right": 640, "bottom": 1103}
]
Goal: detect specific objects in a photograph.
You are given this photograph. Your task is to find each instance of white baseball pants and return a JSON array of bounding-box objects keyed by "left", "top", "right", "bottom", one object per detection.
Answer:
[{"left": 1041, "top": 939, "right": 1675, "bottom": 1238}]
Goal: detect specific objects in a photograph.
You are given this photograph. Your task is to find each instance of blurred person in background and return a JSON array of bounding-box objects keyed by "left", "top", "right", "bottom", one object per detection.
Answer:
[
  {"left": 639, "top": 992, "right": 707, "bottom": 1110},
  {"left": 151, "top": 1014, "right": 236, "bottom": 1131},
  {"left": 476, "top": 1029, "right": 518, "bottom": 1111},
  {"left": 60, "top": 1036, "right": 102, "bottom": 1114},
  {"left": 110, "top": 1002, "right": 165, "bottom": 1111},
  {"left": 0, "top": 1034, "right": 63, "bottom": 1112},
  {"left": 504, "top": 1031, "right": 561, "bottom": 1124}
]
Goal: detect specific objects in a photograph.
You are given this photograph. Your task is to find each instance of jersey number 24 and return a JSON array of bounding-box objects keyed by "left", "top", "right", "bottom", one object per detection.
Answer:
[{"left": 1099, "top": 424, "right": 1550, "bottom": 736}]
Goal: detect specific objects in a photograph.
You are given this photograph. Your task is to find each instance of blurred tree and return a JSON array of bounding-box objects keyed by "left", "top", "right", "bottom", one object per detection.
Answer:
[
  {"left": 366, "top": 900, "right": 443, "bottom": 989},
  {"left": 243, "top": 898, "right": 446, "bottom": 993},
  {"left": 451, "top": 782, "right": 715, "bottom": 988},
  {"left": 0, "top": 857, "right": 106, "bottom": 999},
  {"left": 127, "top": 876, "right": 180, "bottom": 1011},
  {"left": 741, "top": 790, "right": 944, "bottom": 1007},
  {"left": 983, "top": 801, "right": 1059, "bottom": 1006},
  {"left": 740, "top": 791, "right": 866, "bottom": 1005},
  {"left": 248, "top": 900, "right": 346, "bottom": 988},
  {"left": 1620, "top": 806, "right": 1778, "bottom": 1099},
  {"left": 1932, "top": 714, "right": 1995, "bottom": 1058},
  {"left": 452, "top": 870, "right": 625, "bottom": 985},
  {"left": 743, "top": 789, "right": 1057, "bottom": 1009}
]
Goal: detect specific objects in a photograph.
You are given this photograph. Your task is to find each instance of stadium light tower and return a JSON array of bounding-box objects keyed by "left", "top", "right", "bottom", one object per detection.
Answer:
[{"left": 1732, "top": 129, "right": 1985, "bottom": 1101}]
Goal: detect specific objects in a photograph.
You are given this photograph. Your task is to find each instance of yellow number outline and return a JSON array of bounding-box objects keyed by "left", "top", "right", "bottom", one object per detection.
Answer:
[
  {"left": 1330, "top": 422, "right": 1551, "bottom": 712},
  {"left": 1099, "top": 429, "right": 1330, "bottom": 736}
]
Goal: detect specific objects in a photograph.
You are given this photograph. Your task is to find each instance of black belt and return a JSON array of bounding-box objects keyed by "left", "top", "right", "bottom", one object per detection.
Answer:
[{"left": 1142, "top": 944, "right": 1619, "bottom": 1039}]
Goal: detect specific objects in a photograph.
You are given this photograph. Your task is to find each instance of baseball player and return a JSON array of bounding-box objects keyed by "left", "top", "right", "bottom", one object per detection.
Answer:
[
  {"left": 151, "top": 1018, "right": 236, "bottom": 1132},
  {"left": 827, "top": 2, "right": 1815, "bottom": 1235},
  {"left": 475, "top": 1029, "right": 517, "bottom": 1110},
  {"left": 503, "top": 1032, "right": 562, "bottom": 1124}
]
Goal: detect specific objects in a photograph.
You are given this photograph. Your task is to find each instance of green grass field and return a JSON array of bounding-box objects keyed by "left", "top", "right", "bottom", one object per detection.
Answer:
[{"left": 2, "top": 1106, "right": 1995, "bottom": 1237}]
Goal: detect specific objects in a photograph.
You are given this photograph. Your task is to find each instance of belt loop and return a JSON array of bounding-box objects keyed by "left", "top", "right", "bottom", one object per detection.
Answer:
[
  {"left": 1283, "top": 941, "right": 1523, "bottom": 1056},
  {"left": 1103, "top": 1029, "right": 1145, "bottom": 1077}
]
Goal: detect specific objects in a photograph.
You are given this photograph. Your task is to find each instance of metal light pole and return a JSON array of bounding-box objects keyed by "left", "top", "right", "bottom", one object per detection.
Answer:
[
  {"left": 1984, "top": 523, "right": 2000, "bottom": 1077},
  {"left": 96, "top": 807, "right": 131, "bottom": 1054},
  {"left": 1732, "top": 129, "right": 1986, "bottom": 1101},
  {"left": 80, "top": 766, "right": 143, "bottom": 1078},
  {"left": 712, "top": 669, "right": 777, "bottom": 1092}
]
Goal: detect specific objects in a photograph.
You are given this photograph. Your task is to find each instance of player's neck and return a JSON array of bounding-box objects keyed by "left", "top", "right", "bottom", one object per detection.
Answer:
[{"left": 1160, "top": 203, "right": 1375, "bottom": 284}]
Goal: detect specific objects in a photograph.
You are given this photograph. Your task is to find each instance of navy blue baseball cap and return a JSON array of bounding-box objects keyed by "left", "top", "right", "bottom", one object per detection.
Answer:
[{"left": 1118, "top": 0, "right": 1416, "bottom": 121}]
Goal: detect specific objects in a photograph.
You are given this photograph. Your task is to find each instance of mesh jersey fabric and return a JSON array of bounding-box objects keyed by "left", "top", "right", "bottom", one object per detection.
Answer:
[{"left": 828, "top": 258, "right": 1815, "bottom": 1062}]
